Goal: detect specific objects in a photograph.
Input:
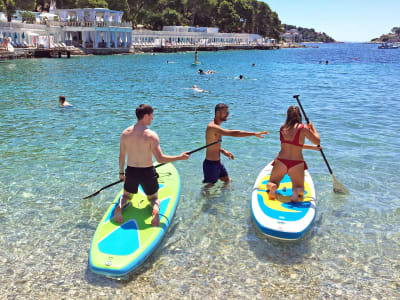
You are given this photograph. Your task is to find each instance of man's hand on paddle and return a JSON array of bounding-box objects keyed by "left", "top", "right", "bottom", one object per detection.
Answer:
[
  {"left": 254, "top": 130, "right": 269, "bottom": 138},
  {"left": 179, "top": 152, "right": 190, "bottom": 160}
]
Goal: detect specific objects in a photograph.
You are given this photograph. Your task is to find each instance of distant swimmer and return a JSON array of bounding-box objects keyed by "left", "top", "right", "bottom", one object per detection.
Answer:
[
  {"left": 325, "top": 60, "right": 329, "bottom": 64},
  {"left": 239, "top": 75, "right": 244, "bottom": 80},
  {"left": 194, "top": 50, "right": 198, "bottom": 64},
  {"left": 59, "top": 95, "right": 72, "bottom": 107},
  {"left": 192, "top": 85, "right": 209, "bottom": 93},
  {"left": 252, "top": 63, "right": 255, "bottom": 67},
  {"left": 198, "top": 69, "right": 215, "bottom": 75}
]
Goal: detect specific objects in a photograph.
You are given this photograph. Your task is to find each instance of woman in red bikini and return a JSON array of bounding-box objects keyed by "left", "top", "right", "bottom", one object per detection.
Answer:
[{"left": 267, "top": 106, "right": 321, "bottom": 202}]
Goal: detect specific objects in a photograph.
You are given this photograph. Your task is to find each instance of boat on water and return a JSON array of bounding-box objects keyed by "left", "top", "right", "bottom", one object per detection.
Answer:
[{"left": 378, "top": 42, "right": 399, "bottom": 49}]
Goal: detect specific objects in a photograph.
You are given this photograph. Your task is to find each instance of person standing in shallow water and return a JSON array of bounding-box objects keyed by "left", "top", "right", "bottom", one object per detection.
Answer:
[
  {"left": 267, "top": 105, "right": 321, "bottom": 202},
  {"left": 115, "top": 104, "right": 190, "bottom": 226},
  {"left": 203, "top": 103, "right": 269, "bottom": 184}
]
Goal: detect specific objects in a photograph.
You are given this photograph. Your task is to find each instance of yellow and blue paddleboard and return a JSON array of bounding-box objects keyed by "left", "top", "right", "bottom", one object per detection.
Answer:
[
  {"left": 251, "top": 161, "right": 316, "bottom": 240},
  {"left": 89, "top": 163, "right": 180, "bottom": 277}
]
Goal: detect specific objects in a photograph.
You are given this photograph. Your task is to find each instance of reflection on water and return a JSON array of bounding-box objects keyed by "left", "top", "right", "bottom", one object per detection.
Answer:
[{"left": 1, "top": 44, "right": 400, "bottom": 298}]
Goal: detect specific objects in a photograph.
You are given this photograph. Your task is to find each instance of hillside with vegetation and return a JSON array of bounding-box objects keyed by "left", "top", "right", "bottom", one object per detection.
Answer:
[
  {"left": 0, "top": 0, "right": 283, "bottom": 40},
  {"left": 282, "top": 24, "right": 335, "bottom": 43},
  {"left": 371, "top": 27, "right": 400, "bottom": 42}
]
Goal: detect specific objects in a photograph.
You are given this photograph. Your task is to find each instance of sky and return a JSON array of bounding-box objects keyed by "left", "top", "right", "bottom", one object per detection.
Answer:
[{"left": 264, "top": 0, "right": 400, "bottom": 42}]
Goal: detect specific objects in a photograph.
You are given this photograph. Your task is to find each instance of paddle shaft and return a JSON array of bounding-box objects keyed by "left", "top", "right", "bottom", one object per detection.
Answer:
[
  {"left": 293, "top": 94, "right": 333, "bottom": 175},
  {"left": 82, "top": 139, "right": 221, "bottom": 199},
  {"left": 155, "top": 139, "right": 221, "bottom": 168}
]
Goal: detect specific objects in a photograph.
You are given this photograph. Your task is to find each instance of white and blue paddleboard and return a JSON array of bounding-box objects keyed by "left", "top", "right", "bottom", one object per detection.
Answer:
[
  {"left": 89, "top": 163, "right": 180, "bottom": 277},
  {"left": 251, "top": 161, "right": 316, "bottom": 240}
]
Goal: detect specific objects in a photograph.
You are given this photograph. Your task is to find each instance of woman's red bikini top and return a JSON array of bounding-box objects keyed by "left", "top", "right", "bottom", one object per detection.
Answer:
[{"left": 280, "top": 124, "right": 304, "bottom": 147}]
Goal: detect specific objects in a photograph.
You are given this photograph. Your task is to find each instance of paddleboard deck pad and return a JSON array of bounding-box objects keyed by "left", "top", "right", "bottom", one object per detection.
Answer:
[
  {"left": 89, "top": 163, "right": 180, "bottom": 277},
  {"left": 251, "top": 161, "right": 316, "bottom": 240}
]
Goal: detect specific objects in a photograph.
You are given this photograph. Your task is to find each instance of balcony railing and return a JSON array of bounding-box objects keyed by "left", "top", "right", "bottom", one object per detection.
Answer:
[
  {"left": 56, "top": 21, "right": 132, "bottom": 28},
  {"left": 0, "top": 20, "right": 132, "bottom": 29}
]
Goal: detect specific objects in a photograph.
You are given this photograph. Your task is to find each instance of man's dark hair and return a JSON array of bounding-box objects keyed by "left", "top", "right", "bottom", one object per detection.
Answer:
[
  {"left": 215, "top": 103, "right": 228, "bottom": 114},
  {"left": 136, "top": 104, "right": 154, "bottom": 120},
  {"left": 59, "top": 95, "right": 65, "bottom": 103}
]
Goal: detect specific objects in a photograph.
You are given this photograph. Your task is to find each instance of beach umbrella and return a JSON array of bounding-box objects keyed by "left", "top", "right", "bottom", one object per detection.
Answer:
[
  {"left": 22, "top": 32, "right": 25, "bottom": 39},
  {"left": 14, "top": 32, "right": 18, "bottom": 39}
]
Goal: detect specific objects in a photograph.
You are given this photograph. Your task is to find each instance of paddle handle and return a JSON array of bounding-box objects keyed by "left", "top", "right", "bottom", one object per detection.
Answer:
[
  {"left": 293, "top": 94, "right": 310, "bottom": 124},
  {"left": 293, "top": 94, "right": 334, "bottom": 175}
]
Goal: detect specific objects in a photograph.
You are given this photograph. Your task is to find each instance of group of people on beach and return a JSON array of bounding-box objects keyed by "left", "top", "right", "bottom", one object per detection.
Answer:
[{"left": 114, "top": 103, "right": 321, "bottom": 227}]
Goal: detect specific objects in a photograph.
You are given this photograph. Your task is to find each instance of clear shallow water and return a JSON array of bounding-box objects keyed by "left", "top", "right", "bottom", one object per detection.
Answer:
[{"left": 1, "top": 43, "right": 400, "bottom": 299}]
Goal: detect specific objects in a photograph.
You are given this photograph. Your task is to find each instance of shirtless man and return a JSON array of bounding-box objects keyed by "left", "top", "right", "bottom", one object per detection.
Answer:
[
  {"left": 114, "top": 104, "right": 190, "bottom": 226},
  {"left": 59, "top": 95, "right": 72, "bottom": 107},
  {"left": 203, "top": 103, "right": 269, "bottom": 184}
]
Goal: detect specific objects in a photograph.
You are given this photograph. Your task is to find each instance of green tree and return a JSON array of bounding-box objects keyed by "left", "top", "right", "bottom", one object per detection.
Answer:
[
  {"left": 146, "top": 12, "right": 163, "bottom": 30},
  {"left": 232, "top": 0, "right": 253, "bottom": 32},
  {"left": 391, "top": 27, "right": 400, "bottom": 36},
  {"left": 161, "top": 8, "right": 182, "bottom": 26},
  {"left": 107, "top": 0, "right": 129, "bottom": 20},
  {"left": 127, "top": 0, "right": 157, "bottom": 26},
  {"left": 75, "top": 0, "right": 108, "bottom": 8},
  {"left": 0, "top": 0, "right": 6, "bottom": 12},
  {"left": 55, "top": 0, "right": 77, "bottom": 9},
  {"left": 20, "top": 11, "right": 36, "bottom": 22},
  {"left": 217, "top": 0, "right": 239, "bottom": 32},
  {"left": 5, "top": 0, "right": 16, "bottom": 22},
  {"left": 253, "top": 1, "right": 270, "bottom": 36},
  {"left": 14, "top": 0, "right": 36, "bottom": 10}
]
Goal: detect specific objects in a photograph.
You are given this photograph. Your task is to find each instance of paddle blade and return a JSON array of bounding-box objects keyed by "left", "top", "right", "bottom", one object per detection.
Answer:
[{"left": 332, "top": 174, "right": 349, "bottom": 194}]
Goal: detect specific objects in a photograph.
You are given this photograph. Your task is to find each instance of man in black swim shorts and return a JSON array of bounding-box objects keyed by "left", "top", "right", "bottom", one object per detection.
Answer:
[
  {"left": 114, "top": 104, "right": 190, "bottom": 226},
  {"left": 203, "top": 103, "right": 269, "bottom": 184}
]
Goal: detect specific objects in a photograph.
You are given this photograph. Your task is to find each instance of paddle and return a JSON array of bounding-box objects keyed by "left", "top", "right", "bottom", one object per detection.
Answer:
[
  {"left": 82, "top": 139, "right": 222, "bottom": 199},
  {"left": 293, "top": 94, "right": 349, "bottom": 194}
]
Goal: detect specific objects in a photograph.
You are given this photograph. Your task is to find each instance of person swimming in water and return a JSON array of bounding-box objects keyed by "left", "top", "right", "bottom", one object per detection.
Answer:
[
  {"left": 59, "top": 95, "right": 72, "bottom": 107},
  {"left": 193, "top": 85, "right": 206, "bottom": 93}
]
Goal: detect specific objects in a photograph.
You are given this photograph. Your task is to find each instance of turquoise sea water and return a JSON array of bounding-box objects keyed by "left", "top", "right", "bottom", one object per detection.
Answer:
[{"left": 1, "top": 43, "right": 400, "bottom": 298}]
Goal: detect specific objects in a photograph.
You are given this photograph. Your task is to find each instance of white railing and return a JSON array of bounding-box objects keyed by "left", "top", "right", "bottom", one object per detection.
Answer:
[
  {"left": 0, "top": 20, "right": 132, "bottom": 29},
  {"left": 57, "top": 20, "right": 131, "bottom": 28},
  {"left": 132, "top": 29, "right": 260, "bottom": 39},
  {"left": 0, "top": 21, "right": 46, "bottom": 30}
]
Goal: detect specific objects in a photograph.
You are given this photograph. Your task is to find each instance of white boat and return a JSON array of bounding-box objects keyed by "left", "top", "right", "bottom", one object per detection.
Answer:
[{"left": 378, "top": 42, "right": 399, "bottom": 49}]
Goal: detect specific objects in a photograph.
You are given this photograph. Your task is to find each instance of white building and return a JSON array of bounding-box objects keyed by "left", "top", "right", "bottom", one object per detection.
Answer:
[
  {"left": 132, "top": 26, "right": 265, "bottom": 47},
  {"left": 0, "top": 7, "right": 132, "bottom": 51},
  {"left": 51, "top": 8, "right": 132, "bottom": 49}
]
